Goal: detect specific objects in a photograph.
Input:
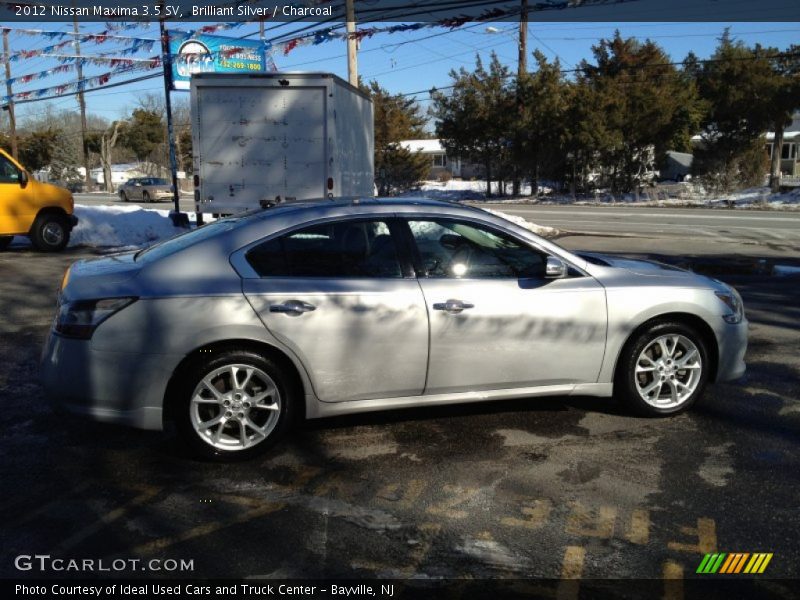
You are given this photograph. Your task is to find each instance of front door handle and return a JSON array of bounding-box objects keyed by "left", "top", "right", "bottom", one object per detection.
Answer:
[
  {"left": 269, "top": 300, "right": 317, "bottom": 315},
  {"left": 433, "top": 299, "right": 475, "bottom": 314}
]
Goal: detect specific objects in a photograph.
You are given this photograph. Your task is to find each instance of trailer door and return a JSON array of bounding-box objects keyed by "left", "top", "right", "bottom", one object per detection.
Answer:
[{"left": 197, "top": 85, "right": 327, "bottom": 212}]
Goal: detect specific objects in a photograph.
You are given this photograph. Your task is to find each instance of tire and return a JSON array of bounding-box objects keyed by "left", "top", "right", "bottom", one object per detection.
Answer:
[
  {"left": 30, "top": 213, "right": 70, "bottom": 252},
  {"left": 615, "top": 321, "right": 709, "bottom": 416},
  {"left": 120, "top": 191, "right": 128, "bottom": 202},
  {"left": 0, "top": 236, "right": 12, "bottom": 251},
  {"left": 142, "top": 191, "right": 151, "bottom": 203},
  {"left": 173, "top": 349, "right": 296, "bottom": 460}
]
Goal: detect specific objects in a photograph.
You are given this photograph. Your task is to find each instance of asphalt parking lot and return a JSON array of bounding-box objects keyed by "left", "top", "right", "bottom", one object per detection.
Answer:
[{"left": 0, "top": 232, "right": 798, "bottom": 595}]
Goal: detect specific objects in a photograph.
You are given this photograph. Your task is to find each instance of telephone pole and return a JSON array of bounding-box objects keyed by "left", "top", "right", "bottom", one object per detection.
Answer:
[
  {"left": 345, "top": 0, "right": 358, "bottom": 86},
  {"left": 518, "top": 0, "right": 528, "bottom": 76},
  {"left": 159, "top": 14, "right": 183, "bottom": 223},
  {"left": 2, "top": 29, "right": 18, "bottom": 160},
  {"left": 73, "top": 17, "right": 92, "bottom": 191}
]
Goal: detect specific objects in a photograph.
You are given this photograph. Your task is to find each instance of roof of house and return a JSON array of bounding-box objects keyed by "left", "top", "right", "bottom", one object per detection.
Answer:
[{"left": 399, "top": 139, "right": 444, "bottom": 153}]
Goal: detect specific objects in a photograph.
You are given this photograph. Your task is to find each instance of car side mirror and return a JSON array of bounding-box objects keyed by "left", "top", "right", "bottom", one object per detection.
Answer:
[
  {"left": 545, "top": 256, "right": 567, "bottom": 279},
  {"left": 19, "top": 170, "right": 28, "bottom": 189}
]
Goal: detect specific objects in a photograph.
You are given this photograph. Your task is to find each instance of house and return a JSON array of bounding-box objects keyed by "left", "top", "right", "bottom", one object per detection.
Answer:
[
  {"left": 660, "top": 151, "right": 693, "bottom": 181},
  {"left": 90, "top": 163, "right": 146, "bottom": 186},
  {"left": 398, "top": 139, "right": 485, "bottom": 179},
  {"left": 765, "top": 112, "right": 800, "bottom": 177}
]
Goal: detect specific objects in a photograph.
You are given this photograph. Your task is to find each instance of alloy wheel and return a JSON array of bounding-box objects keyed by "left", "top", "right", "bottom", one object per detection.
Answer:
[{"left": 634, "top": 334, "right": 703, "bottom": 409}]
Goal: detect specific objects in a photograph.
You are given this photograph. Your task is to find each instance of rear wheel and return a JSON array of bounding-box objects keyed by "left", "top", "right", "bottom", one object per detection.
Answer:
[
  {"left": 30, "top": 214, "right": 70, "bottom": 252},
  {"left": 616, "top": 321, "right": 709, "bottom": 416},
  {"left": 173, "top": 350, "right": 295, "bottom": 460},
  {"left": 0, "top": 236, "right": 12, "bottom": 250},
  {"left": 142, "top": 191, "right": 151, "bottom": 203}
]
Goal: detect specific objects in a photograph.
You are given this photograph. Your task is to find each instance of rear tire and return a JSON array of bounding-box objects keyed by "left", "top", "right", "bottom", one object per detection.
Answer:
[
  {"left": 30, "top": 214, "right": 70, "bottom": 252},
  {"left": 142, "top": 191, "right": 151, "bottom": 203},
  {"left": 173, "top": 349, "right": 296, "bottom": 460},
  {"left": 615, "top": 321, "right": 709, "bottom": 416},
  {"left": 0, "top": 236, "right": 12, "bottom": 250}
]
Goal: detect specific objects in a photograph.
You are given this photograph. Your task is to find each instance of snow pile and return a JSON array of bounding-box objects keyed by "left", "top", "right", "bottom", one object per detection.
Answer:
[
  {"left": 70, "top": 204, "right": 193, "bottom": 249},
  {"left": 406, "top": 180, "right": 800, "bottom": 209},
  {"left": 485, "top": 209, "right": 558, "bottom": 237}
]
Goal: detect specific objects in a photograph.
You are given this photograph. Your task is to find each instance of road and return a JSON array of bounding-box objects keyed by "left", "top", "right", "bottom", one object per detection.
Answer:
[
  {"left": 474, "top": 203, "right": 800, "bottom": 253},
  {"left": 75, "top": 193, "right": 800, "bottom": 254},
  {"left": 0, "top": 233, "right": 798, "bottom": 594}
]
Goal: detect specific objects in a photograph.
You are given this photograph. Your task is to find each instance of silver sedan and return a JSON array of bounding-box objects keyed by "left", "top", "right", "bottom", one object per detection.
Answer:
[{"left": 41, "top": 199, "right": 747, "bottom": 458}]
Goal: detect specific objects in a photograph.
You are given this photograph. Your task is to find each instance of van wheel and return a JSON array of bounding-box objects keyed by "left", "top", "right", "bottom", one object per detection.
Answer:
[
  {"left": 173, "top": 350, "right": 295, "bottom": 460},
  {"left": 616, "top": 321, "right": 709, "bottom": 416},
  {"left": 30, "top": 214, "right": 70, "bottom": 252},
  {"left": 0, "top": 236, "right": 12, "bottom": 250}
]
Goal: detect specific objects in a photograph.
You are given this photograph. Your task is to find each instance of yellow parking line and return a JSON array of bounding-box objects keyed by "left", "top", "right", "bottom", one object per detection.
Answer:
[
  {"left": 133, "top": 501, "right": 284, "bottom": 555},
  {"left": 556, "top": 547, "right": 585, "bottom": 600},
  {"left": 58, "top": 486, "right": 161, "bottom": 552},
  {"left": 662, "top": 561, "right": 684, "bottom": 600},
  {"left": 626, "top": 509, "right": 650, "bottom": 545}
]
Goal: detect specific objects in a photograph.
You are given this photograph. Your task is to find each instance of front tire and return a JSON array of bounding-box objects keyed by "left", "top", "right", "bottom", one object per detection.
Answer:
[
  {"left": 142, "top": 191, "right": 151, "bottom": 203},
  {"left": 0, "top": 236, "right": 12, "bottom": 250},
  {"left": 173, "top": 350, "right": 295, "bottom": 460},
  {"left": 120, "top": 191, "right": 128, "bottom": 202},
  {"left": 30, "top": 214, "right": 70, "bottom": 252},
  {"left": 616, "top": 321, "right": 709, "bottom": 416}
]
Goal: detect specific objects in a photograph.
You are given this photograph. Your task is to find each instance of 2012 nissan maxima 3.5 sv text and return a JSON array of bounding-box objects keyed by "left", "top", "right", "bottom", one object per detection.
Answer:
[{"left": 41, "top": 198, "right": 747, "bottom": 459}]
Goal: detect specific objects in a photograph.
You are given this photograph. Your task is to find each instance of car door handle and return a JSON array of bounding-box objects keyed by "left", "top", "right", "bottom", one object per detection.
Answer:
[
  {"left": 433, "top": 299, "right": 474, "bottom": 314},
  {"left": 269, "top": 301, "right": 317, "bottom": 315}
]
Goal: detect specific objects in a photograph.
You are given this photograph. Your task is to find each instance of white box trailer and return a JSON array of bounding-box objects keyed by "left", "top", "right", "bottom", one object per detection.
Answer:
[{"left": 190, "top": 72, "right": 374, "bottom": 214}]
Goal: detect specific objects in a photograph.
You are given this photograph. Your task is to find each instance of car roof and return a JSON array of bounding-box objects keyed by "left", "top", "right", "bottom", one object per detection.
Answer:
[{"left": 250, "top": 196, "right": 486, "bottom": 217}]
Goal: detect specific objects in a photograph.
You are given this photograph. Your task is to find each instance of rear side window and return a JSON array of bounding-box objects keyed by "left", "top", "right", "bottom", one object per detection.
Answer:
[
  {"left": 247, "top": 219, "right": 402, "bottom": 278},
  {"left": 408, "top": 219, "right": 546, "bottom": 279}
]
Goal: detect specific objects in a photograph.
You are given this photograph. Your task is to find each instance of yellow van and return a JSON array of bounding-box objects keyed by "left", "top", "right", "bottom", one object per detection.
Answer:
[{"left": 0, "top": 148, "right": 77, "bottom": 251}]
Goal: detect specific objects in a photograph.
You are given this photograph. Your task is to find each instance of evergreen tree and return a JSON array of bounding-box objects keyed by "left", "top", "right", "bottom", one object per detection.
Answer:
[
  {"left": 432, "top": 53, "right": 515, "bottom": 197},
  {"left": 692, "top": 31, "right": 775, "bottom": 190},
  {"left": 365, "top": 81, "right": 430, "bottom": 195},
  {"left": 578, "top": 32, "right": 703, "bottom": 194},
  {"left": 120, "top": 108, "right": 165, "bottom": 162}
]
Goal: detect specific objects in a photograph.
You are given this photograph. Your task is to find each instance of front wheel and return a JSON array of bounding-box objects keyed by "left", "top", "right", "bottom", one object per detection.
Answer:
[
  {"left": 173, "top": 350, "right": 295, "bottom": 460},
  {"left": 616, "top": 321, "right": 709, "bottom": 416},
  {"left": 119, "top": 191, "right": 128, "bottom": 202},
  {"left": 142, "top": 191, "right": 151, "bottom": 203},
  {"left": 0, "top": 236, "right": 12, "bottom": 250},
  {"left": 30, "top": 214, "right": 70, "bottom": 252}
]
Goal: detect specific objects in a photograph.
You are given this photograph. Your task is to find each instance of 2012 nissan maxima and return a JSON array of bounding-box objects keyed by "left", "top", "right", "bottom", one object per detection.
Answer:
[{"left": 41, "top": 199, "right": 747, "bottom": 459}]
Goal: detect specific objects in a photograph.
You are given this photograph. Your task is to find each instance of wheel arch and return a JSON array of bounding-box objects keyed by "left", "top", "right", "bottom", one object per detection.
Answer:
[
  {"left": 163, "top": 338, "right": 308, "bottom": 428},
  {"left": 612, "top": 312, "right": 719, "bottom": 390},
  {"left": 30, "top": 206, "right": 70, "bottom": 229}
]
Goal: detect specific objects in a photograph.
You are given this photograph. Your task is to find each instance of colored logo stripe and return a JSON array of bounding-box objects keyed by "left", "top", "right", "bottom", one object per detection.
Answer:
[{"left": 697, "top": 553, "right": 773, "bottom": 574}]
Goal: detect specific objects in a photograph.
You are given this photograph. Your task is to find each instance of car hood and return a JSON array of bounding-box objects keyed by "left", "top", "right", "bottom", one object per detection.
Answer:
[
  {"left": 62, "top": 251, "right": 141, "bottom": 300},
  {"left": 578, "top": 252, "right": 727, "bottom": 290}
]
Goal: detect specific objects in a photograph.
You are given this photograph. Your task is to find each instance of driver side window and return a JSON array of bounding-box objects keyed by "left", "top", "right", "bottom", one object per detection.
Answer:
[
  {"left": 407, "top": 219, "right": 546, "bottom": 279},
  {"left": 0, "top": 155, "right": 20, "bottom": 184}
]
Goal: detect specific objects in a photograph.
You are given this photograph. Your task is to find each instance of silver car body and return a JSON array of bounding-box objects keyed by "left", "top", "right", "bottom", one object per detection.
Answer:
[{"left": 41, "top": 199, "right": 747, "bottom": 430}]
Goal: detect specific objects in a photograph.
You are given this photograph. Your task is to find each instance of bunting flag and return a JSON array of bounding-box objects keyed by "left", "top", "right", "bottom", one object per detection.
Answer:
[{"left": 2, "top": 46, "right": 252, "bottom": 103}]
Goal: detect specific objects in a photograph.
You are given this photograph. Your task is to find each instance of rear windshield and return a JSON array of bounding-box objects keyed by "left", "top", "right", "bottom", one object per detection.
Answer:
[{"left": 134, "top": 215, "right": 246, "bottom": 262}]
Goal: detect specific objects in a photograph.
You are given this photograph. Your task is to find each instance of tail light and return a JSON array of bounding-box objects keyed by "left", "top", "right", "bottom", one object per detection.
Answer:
[{"left": 54, "top": 297, "right": 137, "bottom": 339}]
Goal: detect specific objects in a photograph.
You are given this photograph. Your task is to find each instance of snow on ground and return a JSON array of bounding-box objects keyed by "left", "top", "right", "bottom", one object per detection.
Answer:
[
  {"left": 410, "top": 180, "right": 800, "bottom": 209},
  {"left": 70, "top": 204, "right": 195, "bottom": 249},
  {"left": 484, "top": 209, "right": 558, "bottom": 237}
]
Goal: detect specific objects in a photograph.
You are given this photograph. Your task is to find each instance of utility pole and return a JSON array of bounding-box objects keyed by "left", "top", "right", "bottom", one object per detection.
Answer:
[
  {"left": 345, "top": 0, "right": 358, "bottom": 86},
  {"left": 514, "top": 0, "right": 529, "bottom": 197},
  {"left": 518, "top": 0, "right": 528, "bottom": 76},
  {"left": 158, "top": 13, "right": 184, "bottom": 224},
  {"left": 73, "top": 17, "right": 92, "bottom": 192},
  {"left": 2, "top": 29, "right": 18, "bottom": 160}
]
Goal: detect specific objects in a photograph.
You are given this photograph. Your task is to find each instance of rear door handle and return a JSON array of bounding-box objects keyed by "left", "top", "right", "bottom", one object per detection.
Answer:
[
  {"left": 269, "top": 300, "right": 317, "bottom": 315},
  {"left": 433, "top": 299, "right": 474, "bottom": 314}
]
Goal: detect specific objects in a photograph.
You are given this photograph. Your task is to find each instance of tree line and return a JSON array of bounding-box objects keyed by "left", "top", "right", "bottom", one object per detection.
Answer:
[{"left": 430, "top": 31, "right": 799, "bottom": 196}]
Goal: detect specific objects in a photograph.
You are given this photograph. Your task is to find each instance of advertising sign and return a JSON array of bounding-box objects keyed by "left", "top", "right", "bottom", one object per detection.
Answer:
[{"left": 170, "top": 34, "right": 269, "bottom": 90}]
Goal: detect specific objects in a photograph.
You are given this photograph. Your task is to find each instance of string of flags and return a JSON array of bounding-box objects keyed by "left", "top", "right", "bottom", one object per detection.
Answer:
[{"left": 1, "top": 46, "right": 250, "bottom": 103}]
